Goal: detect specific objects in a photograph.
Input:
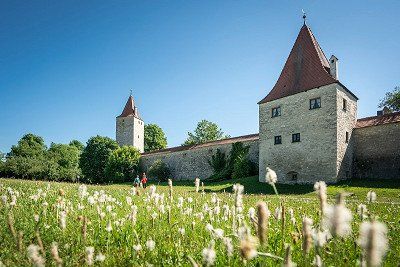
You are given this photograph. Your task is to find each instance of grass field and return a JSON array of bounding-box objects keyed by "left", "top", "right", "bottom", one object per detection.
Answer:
[{"left": 0, "top": 176, "right": 399, "bottom": 266}]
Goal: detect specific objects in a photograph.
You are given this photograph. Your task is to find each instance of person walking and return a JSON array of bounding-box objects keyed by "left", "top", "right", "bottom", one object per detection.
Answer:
[
  {"left": 133, "top": 175, "right": 140, "bottom": 188},
  {"left": 141, "top": 173, "right": 148, "bottom": 189}
]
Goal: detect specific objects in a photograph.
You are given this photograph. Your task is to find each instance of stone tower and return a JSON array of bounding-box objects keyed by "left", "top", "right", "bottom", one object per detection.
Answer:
[
  {"left": 116, "top": 95, "right": 144, "bottom": 152},
  {"left": 258, "top": 23, "right": 358, "bottom": 184}
]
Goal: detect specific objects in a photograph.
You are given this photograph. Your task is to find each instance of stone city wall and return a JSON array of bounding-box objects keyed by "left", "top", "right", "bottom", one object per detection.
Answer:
[
  {"left": 353, "top": 122, "right": 400, "bottom": 180},
  {"left": 140, "top": 135, "right": 259, "bottom": 180}
]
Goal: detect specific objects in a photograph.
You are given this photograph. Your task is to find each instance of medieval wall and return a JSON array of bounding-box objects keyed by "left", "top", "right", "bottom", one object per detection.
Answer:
[
  {"left": 353, "top": 122, "right": 400, "bottom": 180},
  {"left": 116, "top": 116, "right": 145, "bottom": 152},
  {"left": 140, "top": 138, "right": 259, "bottom": 180}
]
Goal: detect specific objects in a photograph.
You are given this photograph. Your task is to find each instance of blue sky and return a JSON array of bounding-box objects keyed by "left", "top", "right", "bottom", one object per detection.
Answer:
[{"left": 1, "top": 1, "right": 399, "bottom": 153}]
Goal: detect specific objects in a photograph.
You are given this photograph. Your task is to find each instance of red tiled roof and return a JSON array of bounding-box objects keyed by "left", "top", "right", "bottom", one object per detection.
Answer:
[
  {"left": 118, "top": 95, "right": 141, "bottom": 119},
  {"left": 141, "top": 133, "right": 259, "bottom": 156},
  {"left": 259, "top": 25, "right": 339, "bottom": 104},
  {"left": 356, "top": 112, "right": 400, "bottom": 128}
]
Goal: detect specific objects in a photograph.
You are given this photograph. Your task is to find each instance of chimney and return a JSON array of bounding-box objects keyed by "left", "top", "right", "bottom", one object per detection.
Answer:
[{"left": 329, "top": 55, "right": 339, "bottom": 80}]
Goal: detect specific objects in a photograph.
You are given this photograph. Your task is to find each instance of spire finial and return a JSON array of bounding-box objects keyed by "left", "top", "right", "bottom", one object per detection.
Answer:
[
  {"left": 130, "top": 89, "right": 133, "bottom": 96},
  {"left": 302, "top": 9, "right": 307, "bottom": 25}
]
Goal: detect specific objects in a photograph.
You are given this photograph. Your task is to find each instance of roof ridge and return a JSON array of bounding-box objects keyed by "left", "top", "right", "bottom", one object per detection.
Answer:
[{"left": 357, "top": 111, "right": 400, "bottom": 121}]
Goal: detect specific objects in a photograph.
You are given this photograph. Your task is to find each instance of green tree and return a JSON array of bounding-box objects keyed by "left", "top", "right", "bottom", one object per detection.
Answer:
[
  {"left": 46, "top": 143, "right": 81, "bottom": 182},
  {"left": 183, "top": 120, "right": 229, "bottom": 145},
  {"left": 80, "top": 136, "right": 119, "bottom": 183},
  {"left": 379, "top": 86, "right": 400, "bottom": 112},
  {"left": 144, "top": 124, "right": 167, "bottom": 152},
  {"left": 10, "top": 133, "right": 47, "bottom": 158},
  {"left": 105, "top": 146, "right": 141, "bottom": 183},
  {"left": 4, "top": 133, "right": 47, "bottom": 179},
  {"left": 69, "top": 140, "right": 85, "bottom": 151}
]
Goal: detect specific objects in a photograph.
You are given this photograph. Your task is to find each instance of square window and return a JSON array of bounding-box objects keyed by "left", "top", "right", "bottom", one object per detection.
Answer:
[
  {"left": 310, "top": 98, "right": 321, "bottom": 109},
  {"left": 271, "top": 107, "right": 281, "bottom": 117},
  {"left": 343, "top": 99, "right": 347, "bottom": 111},
  {"left": 292, "top": 133, "right": 300, "bottom": 143},
  {"left": 274, "top": 135, "right": 282, "bottom": 145}
]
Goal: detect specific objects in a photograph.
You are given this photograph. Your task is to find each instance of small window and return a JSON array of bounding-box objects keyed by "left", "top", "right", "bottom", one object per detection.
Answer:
[
  {"left": 271, "top": 107, "right": 281, "bottom": 117},
  {"left": 292, "top": 133, "right": 300, "bottom": 143},
  {"left": 343, "top": 99, "right": 347, "bottom": 111},
  {"left": 274, "top": 135, "right": 282, "bottom": 145},
  {"left": 287, "top": 171, "right": 298, "bottom": 181},
  {"left": 310, "top": 98, "right": 321, "bottom": 109},
  {"left": 345, "top": 131, "right": 349, "bottom": 143}
]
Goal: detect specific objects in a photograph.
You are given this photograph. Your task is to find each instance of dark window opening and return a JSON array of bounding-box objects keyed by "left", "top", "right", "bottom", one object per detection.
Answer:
[
  {"left": 343, "top": 99, "right": 347, "bottom": 111},
  {"left": 271, "top": 107, "right": 281, "bottom": 117},
  {"left": 287, "top": 171, "right": 298, "bottom": 181},
  {"left": 274, "top": 135, "right": 282, "bottom": 145},
  {"left": 292, "top": 133, "right": 301, "bottom": 143},
  {"left": 310, "top": 98, "right": 321, "bottom": 109},
  {"left": 345, "top": 131, "right": 349, "bottom": 143}
]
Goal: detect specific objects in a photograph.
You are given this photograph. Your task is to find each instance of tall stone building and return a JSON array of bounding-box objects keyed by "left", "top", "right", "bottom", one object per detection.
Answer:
[
  {"left": 116, "top": 95, "right": 144, "bottom": 152},
  {"left": 258, "top": 23, "right": 358, "bottom": 184}
]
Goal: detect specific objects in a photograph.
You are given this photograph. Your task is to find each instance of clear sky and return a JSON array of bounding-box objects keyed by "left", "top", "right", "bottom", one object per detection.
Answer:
[{"left": 1, "top": 1, "right": 399, "bottom": 153}]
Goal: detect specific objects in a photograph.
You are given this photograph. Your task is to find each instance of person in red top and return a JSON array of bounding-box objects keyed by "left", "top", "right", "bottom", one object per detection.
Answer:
[{"left": 141, "top": 173, "right": 148, "bottom": 189}]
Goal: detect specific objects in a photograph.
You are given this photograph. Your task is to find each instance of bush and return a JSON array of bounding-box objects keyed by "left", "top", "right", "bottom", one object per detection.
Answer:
[
  {"left": 207, "top": 142, "right": 255, "bottom": 181},
  {"left": 46, "top": 143, "right": 81, "bottom": 182},
  {"left": 80, "top": 136, "right": 119, "bottom": 183},
  {"left": 232, "top": 155, "right": 257, "bottom": 180},
  {"left": 105, "top": 146, "right": 141, "bottom": 183},
  {"left": 147, "top": 159, "right": 170, "bottom": 182},
  {"left": 208, "top": 149, "right": 227, "bottom": 173}
]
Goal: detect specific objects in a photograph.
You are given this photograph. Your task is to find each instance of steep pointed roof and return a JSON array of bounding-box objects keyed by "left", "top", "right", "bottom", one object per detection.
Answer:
[
  {"left": 258, "top": 24, "right": 338, "bottom": 104},
  {"left": 118, "top": 95, "right": 141, "bottom": 119}
]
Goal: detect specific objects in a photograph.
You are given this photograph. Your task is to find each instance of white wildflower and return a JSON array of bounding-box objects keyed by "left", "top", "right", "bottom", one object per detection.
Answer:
[
  {"left": 59, "top": 211, "right": 67, "bottom": 230},
  {"left": 85, "top": 246, "right": 95, "bottom": 266},
  {"left": 357, "top": 204, "right": 368, "bottom": 220},
  {"left": 314, "top": 181, "right": 328, "bottom": 215},
  {"left": 358, "top": 221, "right": 388, "bottom": 267},
  {"left": 133, "top": 244, "right": 142, "bottom": 252},
  {"left": 265, "top": 167, "right": 277, "bottom": 184},
  {"left": 106, "top": 221, "right": 113, "bottom": 232},
  {"left": 324, "top": 195, "right": 352, "bottom": 237},
  {"left": 95, "top": 252, "right": 106, "bottom": 262},
  {"left": 27, "top": 244, "right": 45, "bottom": 267},
  {"left": 367, "top": 191, "right": 377, "bottom": 203},
  {"left": 202, "top": 244, "right": 216, "bottom": 266},
  {"left": 146, "top": 239, "right": 155, "bottom": 251},
  {"left": 178, "top": 227, "right": 185, "bottom": 235},
  {"left": 195, "top": 178, "right": 200, "bottom": 193}
]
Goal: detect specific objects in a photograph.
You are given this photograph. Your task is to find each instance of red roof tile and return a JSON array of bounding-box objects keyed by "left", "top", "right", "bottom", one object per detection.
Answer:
[
  {"left": 118, "top": 95, "right": 141, "bottom": 119},
  {"left": 141, "top": 133, "right": 259, "bottom": 156},
  {"left": 259, "top": 25, "right": 338, "bottom": 104},
  {"left": 356, "top": 112, "right": 400, "bottom": 128}
]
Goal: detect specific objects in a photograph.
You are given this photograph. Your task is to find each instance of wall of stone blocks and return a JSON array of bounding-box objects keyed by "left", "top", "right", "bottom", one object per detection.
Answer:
[
  {"left": 353, "top": 123, "right": 400, "bottom": 180},
  {"left": 116, "top": 116, "right": 144, "bottom": 152},
  {"left": 140, "top": 139, "right": 259, "bottom": 180}
]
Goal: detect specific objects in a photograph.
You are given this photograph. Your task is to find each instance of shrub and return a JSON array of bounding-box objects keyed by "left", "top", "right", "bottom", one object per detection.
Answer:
[
  {"left": 80, "top": 136, "right": 119, "bottom": 183},
  {"left": 147, "top": 159, "right": 170, "bottom": 182},
  {"left": 232, "top": 155, "right": 257, "bottom": 180},
  {"left": 105, "top": 146, "right": 141, "bottom": 183},
  {"left": 208, "top": 149, "right": 227, "bottom": 173}
]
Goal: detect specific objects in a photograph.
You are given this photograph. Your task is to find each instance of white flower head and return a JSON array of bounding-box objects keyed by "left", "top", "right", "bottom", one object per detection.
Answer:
[
  {"left": 358, "top": 221, "right": 388, "bottom": 267},
  {"left": 146, "top": 239, "right": 155, "bottom": 251},
  {"left": 202, "top": 246, "right": 216, "bottom": 266},
  {"left": 265, "top": 167, "right": 277, "bottom": 184},
  {"left": 95, "top": 252, "right": 106, "bottom": 262},
  {"left": 367, "top": 191, "right": 377, "bottom": 203},
  {"left": 85, "top": 246, "right": 95, "bottom": 266}
]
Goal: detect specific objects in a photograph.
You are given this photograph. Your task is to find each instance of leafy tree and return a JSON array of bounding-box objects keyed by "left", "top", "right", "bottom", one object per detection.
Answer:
[
  {"left": 46, "top": 143, "right": 81, "bottom": 182},
  {"left": 379, "top": 86, "right": 400, "bottom": 112},
  {"left": 69, "top": 140, "right": 85, "bottom": 151},
  {"left": 147, "top": 159, "right": 170, "bottom": 182},
  {"left": 232, "top": 154, "right": 257, "bottom": 179},
  {"left": 144, "top": 124, "right": 167, "bottom": 152},
  {"left": 183, "top": 120, "right": 230, "bottom": 145},
  {"left": 105, "top": 146, "right": 141, "bottom": 183},
  {"left": 10, "top": 133, "right": 47, "bottom": 158},
  {"left": 80, "top": 136, "right": 119, "bottom": 183}
]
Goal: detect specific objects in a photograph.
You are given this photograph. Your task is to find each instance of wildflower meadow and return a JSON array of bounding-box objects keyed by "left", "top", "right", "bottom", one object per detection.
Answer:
[{"left": 0, "top": 174, "right": 399, "bottom": 266}]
